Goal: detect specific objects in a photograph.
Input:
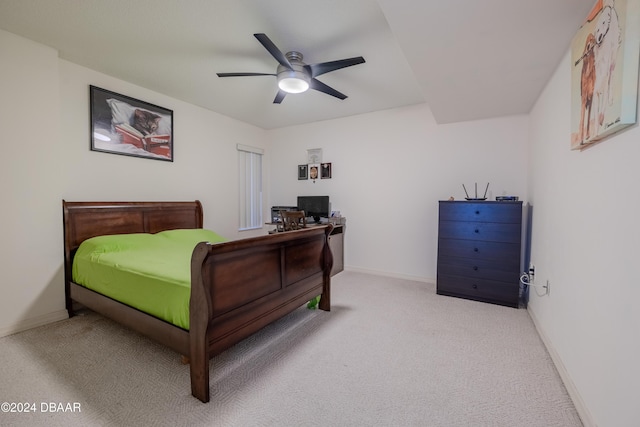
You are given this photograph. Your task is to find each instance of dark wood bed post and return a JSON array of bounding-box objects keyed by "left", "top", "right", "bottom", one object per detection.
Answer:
[
  {"left": 62, "top": 200, "right": 75, "bottom": 317},
  {"left": 189, "top": 242, "right": 214, "bottom": 403},
  {"left": 319, "top": 224, "right": 333, "bottom": 311}
]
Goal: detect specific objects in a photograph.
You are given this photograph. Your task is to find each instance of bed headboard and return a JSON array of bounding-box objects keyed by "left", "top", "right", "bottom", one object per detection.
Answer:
[
  {"left": 63, "top": 200, "right": 203, "bottom": 251},
  {"left": 62, "top": 200, "right": 203, "bottom": 309}
]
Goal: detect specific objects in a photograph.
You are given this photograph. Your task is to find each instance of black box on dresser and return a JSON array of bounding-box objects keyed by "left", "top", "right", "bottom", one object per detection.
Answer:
[{"left": 437, "top": 201, "right": 523, "bottom": 308}]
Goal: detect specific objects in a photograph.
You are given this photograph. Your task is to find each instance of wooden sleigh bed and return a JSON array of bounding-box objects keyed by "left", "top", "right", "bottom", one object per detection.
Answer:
[{"left": 62, "top": 200, "right": 333, "bottom": 402}]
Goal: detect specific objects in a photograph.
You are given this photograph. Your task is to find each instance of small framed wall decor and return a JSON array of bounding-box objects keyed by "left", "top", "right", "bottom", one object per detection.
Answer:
[
  {"left": 321, "top": 163, "right": 332, "bottom": 179},
  {"left": 298, "top": 164, "right": 308, "bottom": 180},
  {"left": 90, "top": 85, "right": 173, "bottom": 161},
  {"left": 308, "top": 164, "right": 320, "bottom": 181},
  {"left": 307, "top": 148, "right": 322, "bottom": 164}
]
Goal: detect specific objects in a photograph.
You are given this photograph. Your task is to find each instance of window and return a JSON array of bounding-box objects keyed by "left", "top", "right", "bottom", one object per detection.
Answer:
[{"left": 237, "top": 144, "right": 263, "bottom": 230}]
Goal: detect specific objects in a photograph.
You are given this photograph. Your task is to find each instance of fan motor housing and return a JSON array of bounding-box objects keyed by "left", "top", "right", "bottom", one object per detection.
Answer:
[{"left": 277, "top": 51, "right": 310, "bottom": 93}]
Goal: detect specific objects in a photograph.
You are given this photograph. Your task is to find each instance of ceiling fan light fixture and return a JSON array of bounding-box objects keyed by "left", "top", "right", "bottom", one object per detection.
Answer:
[
  {"left": 277, "top": 53, "right": 310, "bottom": 93},
  {"left": 277, "top": 70, "right": 310, "bottom": 93},
  {"left": 217, "top": 36, "right": 364, "bottom": 103}
]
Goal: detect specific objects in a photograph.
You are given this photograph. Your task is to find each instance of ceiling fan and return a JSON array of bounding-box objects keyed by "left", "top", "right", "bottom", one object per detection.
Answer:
[{"left": 217, "top": 33, "right": 365, "bottom": 104}]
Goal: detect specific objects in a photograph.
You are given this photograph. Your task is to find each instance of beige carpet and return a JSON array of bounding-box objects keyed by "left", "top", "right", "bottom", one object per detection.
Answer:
[{"left": 0, "top": 271, "right": 581, "bottom": 426}]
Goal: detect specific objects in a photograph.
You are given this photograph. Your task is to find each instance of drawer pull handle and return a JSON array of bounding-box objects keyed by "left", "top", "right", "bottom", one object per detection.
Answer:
[
  {"left": 473, "top": 266, "right": 478, "bottom": 271},
  {"left": 474, "top": 247, "right": 479, "bottom": 252},
  {"left": 474, "top": 229, "right": 479, "bottom": 233},
  {"left": 475, "top": 210, "right": 480, "bottom": 215},
  {"left": 472, "top": 284, "right": 478, "bottom": 289}
]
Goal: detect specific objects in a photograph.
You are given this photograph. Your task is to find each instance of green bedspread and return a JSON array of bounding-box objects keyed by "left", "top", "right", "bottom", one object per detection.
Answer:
[{"left": 72, "top": 229, "right": 227, "bottom": 330}]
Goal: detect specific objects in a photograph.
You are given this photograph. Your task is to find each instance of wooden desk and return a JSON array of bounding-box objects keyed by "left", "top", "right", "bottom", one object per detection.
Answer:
[{"left": 266, "top": 223, "right": 344, "bottom": 276}]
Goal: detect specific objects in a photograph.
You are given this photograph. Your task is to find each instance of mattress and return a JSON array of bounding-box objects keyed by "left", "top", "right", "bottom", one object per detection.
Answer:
[{"left": 72, "top": 228, "right": 226, "bottom": 330}]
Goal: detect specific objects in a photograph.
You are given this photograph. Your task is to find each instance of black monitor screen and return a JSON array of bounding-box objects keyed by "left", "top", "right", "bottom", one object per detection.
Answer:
[{"left": 297, "top": 196, "right": 330, "bottom": 224}]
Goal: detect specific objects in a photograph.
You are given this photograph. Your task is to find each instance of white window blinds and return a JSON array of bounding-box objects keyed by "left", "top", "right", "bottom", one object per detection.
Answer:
[{"left": 237, "top": 144, "right": 263, "bottom": 230}]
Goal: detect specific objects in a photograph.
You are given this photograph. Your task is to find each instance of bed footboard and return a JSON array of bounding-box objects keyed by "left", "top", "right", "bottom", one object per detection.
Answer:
[{"left": 189, "top": 225, "right": 333, "bottom": 402}]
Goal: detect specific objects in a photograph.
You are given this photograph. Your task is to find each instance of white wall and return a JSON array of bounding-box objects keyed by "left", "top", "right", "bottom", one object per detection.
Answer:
[
  {"left": 267, "top": 105, "right": 529, "bottom": 281},
  {"left": 0, "top": 30, "right": 65, "bottom": 334},
  {"left": 0, "top": 29, "right": 269, "bottom": 336},
  {"left": 528, "top": 50, "right": 640, "bottom": 426}
]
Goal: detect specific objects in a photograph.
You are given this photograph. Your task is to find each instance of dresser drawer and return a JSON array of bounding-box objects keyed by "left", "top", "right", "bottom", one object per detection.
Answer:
[
  {"left": 439, "top": 201, "right": 522, "bottom": 223},
  {"left": 437, "top": 274, "right": 519, "bottom": 307},
  {"left": 438, "top": 221, "right": 521, "bottom": 243},
  {"left": 438, "top": 238, "right": 520, "bottom": 263},
  {"left": 437, "top": 256, "right": 520, "bottom": 282}
]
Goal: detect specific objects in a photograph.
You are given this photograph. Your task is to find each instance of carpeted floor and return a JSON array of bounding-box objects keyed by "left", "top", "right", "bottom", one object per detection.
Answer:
[{"left": 0, "top": 271, "right": 582, "bottom": 426}]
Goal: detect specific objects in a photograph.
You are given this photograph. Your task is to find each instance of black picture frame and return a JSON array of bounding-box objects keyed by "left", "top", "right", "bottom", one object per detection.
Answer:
[
  {"left": 90, "top": 85, "right": 173, "bottom": 161},
  {"left": 321, "top": 163, "right": 332, "bottom": 179},
  {"left": 298, "top": 164, "right": 308, "bottom": 180}
]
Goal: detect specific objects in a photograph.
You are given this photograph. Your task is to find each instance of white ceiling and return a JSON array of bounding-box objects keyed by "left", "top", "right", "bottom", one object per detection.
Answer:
[{"left": 0, "top": 0, "right": 595, "bottom": 129}]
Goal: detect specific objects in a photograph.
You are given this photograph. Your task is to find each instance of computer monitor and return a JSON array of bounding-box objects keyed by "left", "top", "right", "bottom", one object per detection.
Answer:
[{"left": 297, "top": 196, "right": 330, "bottom": 224}]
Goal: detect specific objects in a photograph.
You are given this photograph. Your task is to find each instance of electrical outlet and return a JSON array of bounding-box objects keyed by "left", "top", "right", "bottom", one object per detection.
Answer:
[{"left": 529, "top": 264, "right": 535, "bottom": 281}]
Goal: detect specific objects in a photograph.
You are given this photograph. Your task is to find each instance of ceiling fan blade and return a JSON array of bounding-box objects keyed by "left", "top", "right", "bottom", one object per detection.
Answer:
[
  {"left": 216, "top": 72, "right": 276, "bottom": 77},
  {"left": 254, "top": 33, "right": 293, "bottom": 70},
  {"left": 309, "top": 78, "right": 347, "bottom": 100},
  {"left": 304, "top": 56, "right": 365, "bottom": 78},
  {"left": 273, "top": 90, "right": 287, "bottom": 104}
]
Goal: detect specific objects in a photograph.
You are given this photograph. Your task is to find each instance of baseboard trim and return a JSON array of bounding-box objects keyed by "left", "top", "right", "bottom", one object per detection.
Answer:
[
  {"left": 527, "top": 307, "right": 596, "bottom": 427},
  {"left": 0, "top": 309, "right": 69, "bottom": 338},
  {"left": 344, "top": 266, "right": 434, "bottom": 284}
]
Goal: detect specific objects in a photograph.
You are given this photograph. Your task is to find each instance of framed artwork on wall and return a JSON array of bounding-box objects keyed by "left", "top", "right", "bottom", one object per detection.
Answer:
[
  {"left": 307, "top": 148, "right": 322, "bottom": 164},
  {"left": 321, "top": 163, "right": 332, "bottom": 179},
  {"left": 90, "top": 85, "right": 174, "bottom": 161},
  {"left": 298, "top": 164, "right": 308, "bottom": 180},
  {"left": 570, "top": 0, "right": 640, "bottom": 150},
  {"left": 308, "top": 164, "right": 320, "bottom": 181}
]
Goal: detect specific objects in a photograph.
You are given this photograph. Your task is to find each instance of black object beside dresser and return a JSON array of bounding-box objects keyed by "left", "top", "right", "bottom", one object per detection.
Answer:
[{"left": 437, "top": 201, "right": 523, "bottom": 308}]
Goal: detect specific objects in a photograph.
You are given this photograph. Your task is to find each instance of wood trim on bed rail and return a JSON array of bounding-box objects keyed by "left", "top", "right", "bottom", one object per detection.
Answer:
[{"left": 69, "top": 282, "right": 190, "bottom": 354}]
